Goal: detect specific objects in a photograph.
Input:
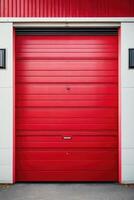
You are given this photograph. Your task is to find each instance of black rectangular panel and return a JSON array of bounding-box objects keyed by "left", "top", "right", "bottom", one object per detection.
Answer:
[
  {"left": 16, "top": 28, "right": 118, "bottom": 35},
  {"left": 129, "top": 49, "right": 134, "bottom": 69},
  {"left": 0, "top": 49, "right": 6, "bottom": 69}
]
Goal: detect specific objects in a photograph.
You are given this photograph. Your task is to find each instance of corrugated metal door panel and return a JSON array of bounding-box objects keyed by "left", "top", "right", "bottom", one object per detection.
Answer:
[{"left": 15, "top": 34, "right": 118, "bottom": 182}]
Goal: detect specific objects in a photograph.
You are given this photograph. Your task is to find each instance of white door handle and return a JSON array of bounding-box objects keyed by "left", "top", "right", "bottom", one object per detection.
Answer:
[{"left": 63, "top": 136, "right": 72, "bottom": 140}]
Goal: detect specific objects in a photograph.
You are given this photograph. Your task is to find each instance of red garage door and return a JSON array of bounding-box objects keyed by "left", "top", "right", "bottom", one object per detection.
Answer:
[{"left": 15, "top": 28, "right": 118, "bottom": 182}]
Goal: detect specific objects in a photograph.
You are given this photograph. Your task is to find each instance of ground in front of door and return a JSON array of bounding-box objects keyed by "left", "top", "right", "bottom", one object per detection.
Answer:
[{"left": 0, "top": 183, "right": 134, "bottom": 200}]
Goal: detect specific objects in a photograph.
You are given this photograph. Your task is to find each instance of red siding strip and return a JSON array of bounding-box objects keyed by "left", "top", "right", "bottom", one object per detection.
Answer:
[{"left": 0, "top": 0, "right": 134, "bottom": 17}]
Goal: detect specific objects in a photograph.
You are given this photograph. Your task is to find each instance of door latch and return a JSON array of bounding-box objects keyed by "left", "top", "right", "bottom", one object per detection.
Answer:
[{"left": 63, "top": 136, "right": 72, "bottom": 140}]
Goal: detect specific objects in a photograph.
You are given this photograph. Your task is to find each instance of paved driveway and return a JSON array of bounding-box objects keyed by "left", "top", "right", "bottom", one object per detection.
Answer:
[{"left": 0, "top": 183, "right": 134, "bottom": 200}]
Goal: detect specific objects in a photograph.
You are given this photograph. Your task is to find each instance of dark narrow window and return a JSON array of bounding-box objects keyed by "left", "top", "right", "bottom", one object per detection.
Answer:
[
  {"left": 129, "top": 49, "right": 134, "bottom": 69},
  {"left": 0, "top": 49, "right": 6, "bottom": 69}
]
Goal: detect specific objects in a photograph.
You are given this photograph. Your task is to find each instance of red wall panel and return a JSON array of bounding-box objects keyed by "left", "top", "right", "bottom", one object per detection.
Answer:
[{"left": 0, "top": 0, "right": 134, "bottom": 17}]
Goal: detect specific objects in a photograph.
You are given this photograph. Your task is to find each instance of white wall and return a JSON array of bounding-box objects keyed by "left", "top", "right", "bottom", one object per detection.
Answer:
[
  {"left": 121, "top": 23, "right": 134, "bottom": 183},
  {"left": 0, "top": 23, "right": 13, "bottom": 183}
]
